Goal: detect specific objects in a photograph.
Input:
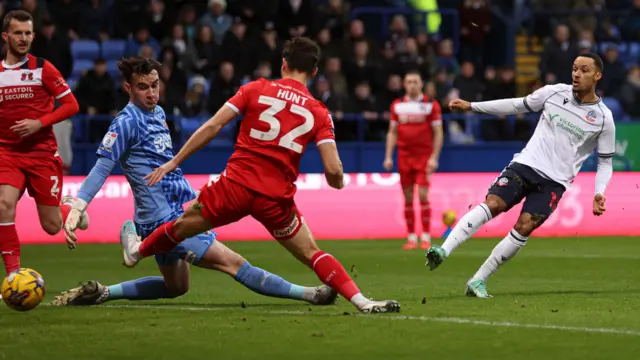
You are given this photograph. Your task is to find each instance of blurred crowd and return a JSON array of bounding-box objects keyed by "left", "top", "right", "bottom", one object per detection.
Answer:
[{"left": 0, "top": 0, "right": 639, "bottom": 144}]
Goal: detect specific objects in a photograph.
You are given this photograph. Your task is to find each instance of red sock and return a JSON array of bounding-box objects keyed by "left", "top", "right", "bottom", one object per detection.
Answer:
[
  {"left": 310, "top": 251, "right": 360, "bottom": 300},
  {"left": 404, "top": 203, "right": 415, "bottom": 234},
  {"left": 0, "top": 224, "right": 20, "bottom": 275},
  {"left": 420, "top": 201, "right": 431, "bottom": 234},
  {"left": 60, "top": 203, "right": 71, "bottom": 223},
  {"left": 138, "top": 220, "right": 184, "bottom": 257}
]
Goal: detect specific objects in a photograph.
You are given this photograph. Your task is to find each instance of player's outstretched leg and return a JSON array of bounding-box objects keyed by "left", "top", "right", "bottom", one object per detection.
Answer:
[
  {"left": 51, "top": 277, "right": 178, "bottom": 306},
  {"left": 279, "top": 222, "right": 400, "bottom": 314},
  {"left": 426, "top": 198, "right": 499, "bottom": 270}
]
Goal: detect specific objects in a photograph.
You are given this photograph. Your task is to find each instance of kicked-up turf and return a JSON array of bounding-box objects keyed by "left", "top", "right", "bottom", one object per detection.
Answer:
[{"left": 1, "top": 237, "right": 639, "bottom": 360}]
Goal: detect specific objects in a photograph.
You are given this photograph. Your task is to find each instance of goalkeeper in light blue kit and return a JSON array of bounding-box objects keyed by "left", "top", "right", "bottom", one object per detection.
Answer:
[{"left": 52, "top": 57, "right": 337, "bottom": 306}]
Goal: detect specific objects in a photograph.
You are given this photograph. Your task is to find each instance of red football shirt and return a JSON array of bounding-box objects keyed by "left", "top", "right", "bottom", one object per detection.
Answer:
[
  {"left": 0, "top": 55, "right": 71, "bottom": 156},
  {"left": 390, "top": 94, "right": 442, "bottom": 156},
  {"left": 225, "top": 78, "right": 336, "bottom": 200}
]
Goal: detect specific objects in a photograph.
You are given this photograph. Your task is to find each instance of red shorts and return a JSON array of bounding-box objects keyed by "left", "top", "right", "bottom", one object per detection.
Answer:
[
  {"left": 0, "top": 152, "right": 63, "bottom": 206},
  {"left": 398, "top": 152, "right": 430, "bottom": 189},
  {"left": 197, "top": 174, "right": 303, "bottom": 240}
]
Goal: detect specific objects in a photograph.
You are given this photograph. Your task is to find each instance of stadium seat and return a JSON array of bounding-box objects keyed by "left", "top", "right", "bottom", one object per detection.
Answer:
[
  {"left": 602, "top": 97, "right": 624, "bottom": 120},
  {"left": 106, "top": 60, "right": 120, "bottom": 77},
  {"left": 72, "top": 59, "right": 94, "bottom": 78},
  {"left": 101, "top": 40, "right": 126, "bottom": 60},
  {"left": 71, "top": 40, "right": 100, "bottom": 60}
]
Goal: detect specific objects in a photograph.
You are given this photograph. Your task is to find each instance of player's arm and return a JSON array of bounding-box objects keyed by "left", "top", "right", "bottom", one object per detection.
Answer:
[
  {"left": 383, "top": 103, "right": 399, "bottom": 171},
  {"left": 39, "top": 60, "right": 79, "bottom": 127},
  {"left": 593, "top": 118, "right": 615, "bottom": 216},
  {"left": 451, "top": 85, "right": 557, "bottom": 116},
  {"left": 315, "top": 111, "right": 343, "bottom": 189}
]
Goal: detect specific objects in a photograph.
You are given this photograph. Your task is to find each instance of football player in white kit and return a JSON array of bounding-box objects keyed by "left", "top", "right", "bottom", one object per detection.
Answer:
[{"left": 425, "top": 53, "right": 615, "bottom": 298}]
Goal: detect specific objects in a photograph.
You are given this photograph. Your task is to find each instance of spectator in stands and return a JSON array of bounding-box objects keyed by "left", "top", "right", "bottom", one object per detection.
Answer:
[
  {"left": 183, "top": 75, "right": 208, "bottom": 117},
  {"left": 459, "top": 0, "right": 492, "bottom": 71},
  {"left": 277, "top": 0, "right": 313, "bottom": 39},
  {"left": 316, "top": 28, "right": 341, "bottom": 65},
  {"left": 78, "top": 0, "right": 112, "bottom": 41},
  {"left": 21, "top": 0, "right": 48, "bottom": 31},
  {"left": 162, "top": 24, "right": 197, "bottom": 71},
  {"left": 578, "top": 39, "right": 593, "bottom": 55},
  {"left": 125, "top": 25, "right": 161, "bottom": 58},
  {"left": 139, "top": 44, "right": 156, "bottom": 59},
  {"left": 569, "top": 0, "right": 597, "bottom": 35},
  {"left": 176, "top": 4, "right": 198, "bottom": 39},
  {"left": 346, "top": 82, "right": 378, "bottom": 122},
  {"left": 147, "top": 0, "right": 170, "bottom": 43},
  {"left": 436, "top": 39, "right": 460, "bottom": 80},
  {"left": 433, "top": 69, "right": 453, "bottom": 107},
  {"left": 227, "top": 0, "right": 278, "bottom": 35},
  {"left": 482, "top": 67, "right": 518, "bottom": 141},
  {"left": 378, "top": 74, "right": 403, "bottom": 115},
  {"left": 253, "top": 61, "right": 272, "bottom": 80},
  {"left": 345, "top": 39, "right": 380, "bottom": 92},
  {"left": 31, "top": 18, "right": 72, "bottom": 79},
  {"left": 48, "top": 0, "right": 81, "bottom": 40},
  {"left": 311, "top": 75, "right": 346, "bottom": 115},
  {"left": 600, "top": 44, "right": 627, "bottom": 96},
  {"left": 221, "top": 18, "right": 256, "bottom": 79},
  {"left": 397, "top": 37, "right": 432, "bottom": 80},
  {"left": 617, "top": 65, "right": 640, "bottom": 117},
  {"left": 623, "top": 0, "right": 640, "bottom": 41},
  {"left": 453, "top": 61, "right": 485, "bottom": 102},
  {"left": 159, "top": 46, "right": 188, "bottom": 97},
  {"left": 76, "top": 58, "right": 116, "bottom": 117},
  {"left": 316, "top": 0, "right": 350, "bottom": 41},
  {"left": 256, "top": 22, "right": 283, "bottom": 77},
  {"left": 378, "top": 41, "right": 402, "bottom": 81},
  {"left": 415, "top": 31, "right": 437, "bottom": 77},
  {"left": 112, "top": 0, "right": 146, "bottom": 39},
  {"left": 388, "top": 14, "right": 410, "bottom": 54},
  {"left": 207, "top": 62, "right": 238, "bottom": 115},
  {"left": 540, "top": 24, "right": 578, "bottom": 85},
  {"left": 343, "top": 20, "right": 377, "bottom": 58},
  {"left": 324, "top": 56, "right": 349, "bottom": 99},
  {"left": 198, "top": 0, "right": 232, "bottom": 46},
  {"left": 192, "top": 25, "right": 220, "bottom": 77}
]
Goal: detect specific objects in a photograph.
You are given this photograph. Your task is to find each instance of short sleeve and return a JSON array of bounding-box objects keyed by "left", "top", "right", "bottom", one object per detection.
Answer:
[
  {"left": 42, "top": 60, "right": 71, "bottom": 99},
  {"left": 225, "top": 80, "right": 260, "bottom": 114},
  {"left": 522, "top": 84, "right": 560, "bottom": 113},
  {"left": 390, "top": 100, "right": 399, "bottom": 123},
  {"left": 430, "top": 100, "right": 443, "bottom": 126},
  {"left": 314, "top": 107, "right": 336, "bottom": 146},
  {"left": 597, "top": 116, "right": 616, "bottom": 158},
  {"left": 96, "top": 115, "right": 138, "bottom": 161}
]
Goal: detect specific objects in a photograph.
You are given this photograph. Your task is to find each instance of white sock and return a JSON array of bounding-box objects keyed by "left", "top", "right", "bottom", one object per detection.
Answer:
[
  {"left": 441, "top": 203, "right": 492, "bottom": 256},
  {"left": 350, "top": 293, "right": 369, "bottom": 309},
  {"left": 407, "top": 233, "right": 418, "bottom": 243},
  {"left": 471, "top": 229, "right": 528, "bottom": 283}
]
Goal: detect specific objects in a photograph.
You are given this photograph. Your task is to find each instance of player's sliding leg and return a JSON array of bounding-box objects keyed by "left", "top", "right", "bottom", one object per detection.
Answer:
[
  {"left": 402, "top": 186, "right": 418, "bottom": 250},
  {"left": 277, "top": 222, "right": 400, "bottom": 313},
  {"left": 0, "top": 185, "right": 22, "bottom": 275},
  {"left": 417, "top": 185, "right": 432, "bottom": 250},
  {"left": 426, "top": 195, "right": 506, "bottom": 270}
]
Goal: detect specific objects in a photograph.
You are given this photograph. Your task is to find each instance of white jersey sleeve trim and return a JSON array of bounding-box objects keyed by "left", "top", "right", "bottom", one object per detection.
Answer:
[
  {"left": 431, "top": 120, "right": 442, "bottom": 126},
  {"left": 316, "top": 139, "right": 336, "bottom": 146},
  {"left": 224, "top": 102, "right": 240, "bottom": 113},
  {"left": 55, "top": 89, "right": 71, "bottom": 99}
]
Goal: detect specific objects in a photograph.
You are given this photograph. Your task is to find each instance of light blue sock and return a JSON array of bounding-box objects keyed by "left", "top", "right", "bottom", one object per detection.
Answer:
[
  {"left": 107, "top": 276, "right": 175, "bottom": 301},
  {"left": 234, "top": 262, "right": 306, "bottom": 300}
]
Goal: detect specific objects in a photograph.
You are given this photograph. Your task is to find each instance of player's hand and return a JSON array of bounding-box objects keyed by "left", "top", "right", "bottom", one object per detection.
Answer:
[
  {"left": 145, "top": 160, "right": 178, "bottom": 187},
  {"left": 63, "top": 198, "right": 87, "bottom": 250},
  {"left": 11, "top": 119, "right": 44, "bottom": 138},
  {"left": 383, "top": 157, "right": 393, "bottom": 171},
  {"left": 593, "top": 193, "right": 607, "bottom": 216},
  {"left": 448, "top": 99, "right": 472, "bottom": 112},
  {"left": 427, "top": 157, "right": 439, "bottom": 175}
]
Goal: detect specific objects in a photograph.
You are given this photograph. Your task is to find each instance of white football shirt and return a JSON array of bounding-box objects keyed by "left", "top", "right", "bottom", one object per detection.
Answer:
[{"left": 471, "top": 83, "right": 616, "bottom": 189}]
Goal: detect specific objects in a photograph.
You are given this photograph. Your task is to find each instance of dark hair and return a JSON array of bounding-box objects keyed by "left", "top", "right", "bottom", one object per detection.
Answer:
[
  {"left": 116, "top": 57, "right": 162, "bottom": 82},
  {"left": 3, "top": 10, "right": 33, "bottom": 32},
  {"left": 282, "top": 37, "right": 321, "bottom": 76},
  {"left": 578, "top": 53, "right": 604, "bottom": 73}
]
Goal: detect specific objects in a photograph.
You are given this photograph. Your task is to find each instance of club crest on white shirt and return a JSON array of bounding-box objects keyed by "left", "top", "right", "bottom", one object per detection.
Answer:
[{"left": 585, "top": 110, "right": 597, "bottom": 123}]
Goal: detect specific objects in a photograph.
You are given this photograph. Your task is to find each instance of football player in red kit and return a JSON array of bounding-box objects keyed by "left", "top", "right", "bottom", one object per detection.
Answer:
[
  {"left": 384, "top": 71, "right": 443, "bottom": 250},
  {"left": 0, "top": 11, "right": 87, "bottom": 276},
  {"left": 121, "top": 37, "right": 400, "bottom": 314}
]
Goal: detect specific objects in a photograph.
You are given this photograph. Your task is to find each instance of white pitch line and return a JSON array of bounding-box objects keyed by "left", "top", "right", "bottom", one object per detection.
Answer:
[{"left": 96, "top": 304, "right": 640, "bottom": 337}]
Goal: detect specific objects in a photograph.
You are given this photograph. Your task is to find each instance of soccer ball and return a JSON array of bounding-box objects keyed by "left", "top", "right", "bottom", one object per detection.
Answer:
[
  {"left": 442, "top": 210, "right": 457, "bottom": 227},
  {"left": 1, "top": 268, "right": 46, "bottom": 311}
]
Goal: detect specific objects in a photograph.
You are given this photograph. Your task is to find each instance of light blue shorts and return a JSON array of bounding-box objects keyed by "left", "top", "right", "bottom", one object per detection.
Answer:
[{"left": 135, "top": 212, "right": 215, "bottom": 267}]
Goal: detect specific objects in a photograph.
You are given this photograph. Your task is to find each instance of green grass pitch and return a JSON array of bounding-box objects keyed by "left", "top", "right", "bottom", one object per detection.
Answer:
[{"left": 1, "top": 237, "right": 639, "bottom": 360}]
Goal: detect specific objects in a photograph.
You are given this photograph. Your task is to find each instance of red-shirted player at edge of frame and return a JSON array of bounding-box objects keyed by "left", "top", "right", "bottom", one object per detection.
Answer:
[
  {"left": 118, "top": 37, "right": 400, "bottom": 314},
  {"left": 384, "top": 70, "right": 444, "bottom": 250},
  {"left": 0, "top": 11, "right": 89, "bottom": 277}
]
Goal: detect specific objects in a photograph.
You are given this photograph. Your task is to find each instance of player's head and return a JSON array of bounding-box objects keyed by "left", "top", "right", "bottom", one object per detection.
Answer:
[
  {"left": 572, "top": 53, "right": 603, "bottom": 94},
  {"left": 117, "top": 57, "right": 162, "bottom": 111},
  {"left": 403, "top": 70, "right": 423, "bottom": 98},
  {"left": 281, "top": 37, "right": 320, "bottom": 81},
  {"left": 2, "top": 10, "right": 34, "bottom": 58}
]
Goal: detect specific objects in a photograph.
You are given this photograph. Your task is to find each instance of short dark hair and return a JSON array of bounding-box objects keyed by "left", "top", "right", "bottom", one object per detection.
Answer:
[
  {"left": 282, "top": 37, "right": 320, "bottom": 76},
  {"left": 116, "top": 57, "right": 162, "bottom": 82},
  {"left": 3, "top": 10, "right": 33, "bottom": 32},
  {"left": 578, "top": 53, "right": 604, "bottom": 73}
]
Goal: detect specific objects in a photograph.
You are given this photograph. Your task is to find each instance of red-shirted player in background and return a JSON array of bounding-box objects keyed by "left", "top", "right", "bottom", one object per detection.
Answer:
[
  {"left": 384, "top": 71, "right": 443, "bottom": 250},
  {"left": 0, "top": 11, "right": 88, "bottom": 276},
  {"left": 120, "top": 37, "right": 400, "bottom": 313}
]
